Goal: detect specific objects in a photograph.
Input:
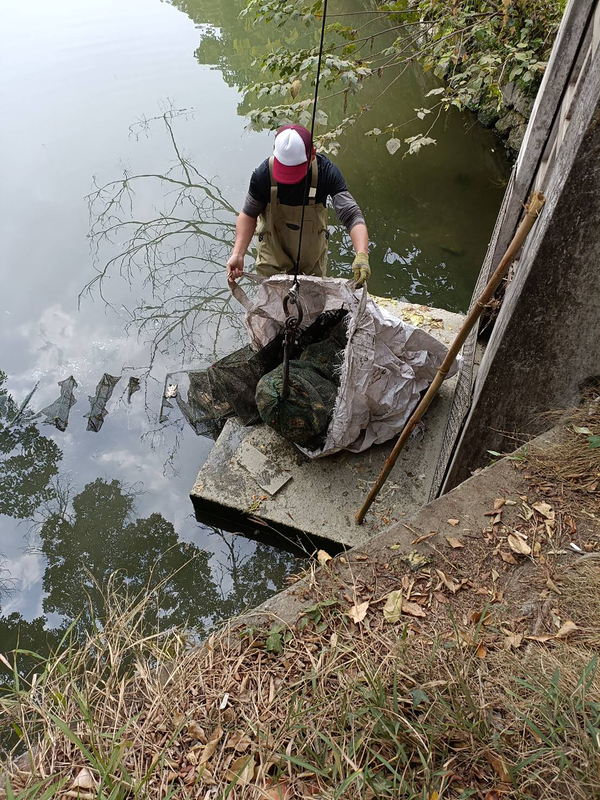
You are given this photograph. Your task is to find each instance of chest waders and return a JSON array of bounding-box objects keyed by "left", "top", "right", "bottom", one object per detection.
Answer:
[{"left": 254, "top": 157, "right": 329, "bottom": 278}]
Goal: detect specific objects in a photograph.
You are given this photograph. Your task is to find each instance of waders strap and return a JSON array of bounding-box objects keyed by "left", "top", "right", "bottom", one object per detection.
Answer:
[
  {"left": 308, "top": 158, "right": 318, "bottom": 205},
  {"left": 268, "top": 157, "right": 277, "bottom": 208}
]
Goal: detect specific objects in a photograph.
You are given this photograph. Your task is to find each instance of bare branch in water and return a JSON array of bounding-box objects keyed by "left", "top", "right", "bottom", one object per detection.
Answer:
[{"left": 83, "top": 107, "right": 246, "bottom": 372}]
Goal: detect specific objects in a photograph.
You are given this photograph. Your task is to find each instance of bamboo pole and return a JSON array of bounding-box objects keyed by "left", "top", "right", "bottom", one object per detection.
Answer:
[{"left": 356, "top": 190, "right": 546, "bottom": 525}]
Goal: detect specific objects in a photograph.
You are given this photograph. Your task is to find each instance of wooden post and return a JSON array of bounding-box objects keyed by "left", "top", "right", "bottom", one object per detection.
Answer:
[{"left": 356, "top": 191, "right": 546, "bottom": 525}]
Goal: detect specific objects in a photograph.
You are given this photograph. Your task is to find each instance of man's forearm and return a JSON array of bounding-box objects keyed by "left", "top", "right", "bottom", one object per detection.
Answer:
[
  {"left": 350, "top": 223, "right": 369, "bottom": 255},
  {"left": 233, "top": 212, "right": 257, "bottom": 256}
]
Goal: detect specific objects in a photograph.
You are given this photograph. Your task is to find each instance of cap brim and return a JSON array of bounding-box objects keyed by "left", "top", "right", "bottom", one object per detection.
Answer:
[{"left": 273, "top": 158, "right": 308, "bottom": 185}]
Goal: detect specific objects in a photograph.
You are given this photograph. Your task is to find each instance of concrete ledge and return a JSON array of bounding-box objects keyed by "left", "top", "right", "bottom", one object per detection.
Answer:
[{"left": 190, "top": 300, "right": 464, "bottom": 548}]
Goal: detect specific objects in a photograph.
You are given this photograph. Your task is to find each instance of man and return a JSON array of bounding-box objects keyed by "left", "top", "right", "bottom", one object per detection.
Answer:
[{"left": 226, "top": 124, "right": 370, "bottom": 286}]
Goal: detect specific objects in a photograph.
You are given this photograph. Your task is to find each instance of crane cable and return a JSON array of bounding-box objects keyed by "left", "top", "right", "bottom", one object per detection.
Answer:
[
  {"left": 292, "top": 0, "right": 329, "bottom": 287},
  {"left": 281, "top": 0, "right": 329, "bottom": 399}
]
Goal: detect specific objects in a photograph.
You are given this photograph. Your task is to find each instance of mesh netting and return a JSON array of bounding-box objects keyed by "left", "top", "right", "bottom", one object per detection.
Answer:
[
  {"left": 177, "top": 308, "right": 348, "bottom": 439},
  {"left": 255, "top": 318, "right": 348, "bottom": 449}
]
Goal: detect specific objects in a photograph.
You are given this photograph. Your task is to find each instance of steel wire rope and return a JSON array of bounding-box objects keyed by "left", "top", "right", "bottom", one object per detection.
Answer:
[{"left": 291, "top": 0, "right": 329, "bottom": 286}]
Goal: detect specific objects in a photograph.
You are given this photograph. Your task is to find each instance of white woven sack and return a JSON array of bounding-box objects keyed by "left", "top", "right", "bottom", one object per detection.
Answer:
[{"left": 230, "top": 274, "right": 458, "bottom": 458}]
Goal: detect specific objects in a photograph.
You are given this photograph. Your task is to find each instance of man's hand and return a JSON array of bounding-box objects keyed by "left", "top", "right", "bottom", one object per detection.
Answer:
[
  {"left": 226, "top": 252, "right": 245, "bottom": 283},
  {"left": 352, "top": 251, "right": 371, "bottom": 287}
]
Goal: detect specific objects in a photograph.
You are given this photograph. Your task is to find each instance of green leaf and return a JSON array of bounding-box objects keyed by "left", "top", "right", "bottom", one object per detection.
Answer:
[
  {"left": 588, "top": 435, "right": 600, "bottom": 449},
  {"left": 409, "top": 688, "right": 430, "bottom": 708}
]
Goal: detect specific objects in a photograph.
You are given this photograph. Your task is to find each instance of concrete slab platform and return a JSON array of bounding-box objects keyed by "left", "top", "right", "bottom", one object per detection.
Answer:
[{"left": 190, "top": 300, "right": 465, "bottom": 548}]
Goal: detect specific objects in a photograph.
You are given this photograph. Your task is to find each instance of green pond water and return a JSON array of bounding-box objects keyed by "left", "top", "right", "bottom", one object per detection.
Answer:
[{"left": 0, "top": 0, "right": 509, "bottom": 660}]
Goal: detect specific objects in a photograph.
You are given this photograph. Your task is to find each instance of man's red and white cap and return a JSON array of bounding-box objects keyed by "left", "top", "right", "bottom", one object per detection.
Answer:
[{"left": 273, "top": 124, "right": 313, "bottom": 184}]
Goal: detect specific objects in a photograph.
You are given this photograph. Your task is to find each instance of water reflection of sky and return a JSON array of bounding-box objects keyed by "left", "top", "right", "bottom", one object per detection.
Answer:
[
  {"left": 0, "top": 0, "right": 302, "bottom": 648},
  {"left": 0, "top": 0, "right": 509, "bottom": 653}
]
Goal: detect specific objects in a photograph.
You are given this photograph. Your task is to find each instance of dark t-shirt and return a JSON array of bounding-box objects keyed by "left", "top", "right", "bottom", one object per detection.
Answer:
[{"left": 248, "top": 153, "right": 347, "bottom": 207}]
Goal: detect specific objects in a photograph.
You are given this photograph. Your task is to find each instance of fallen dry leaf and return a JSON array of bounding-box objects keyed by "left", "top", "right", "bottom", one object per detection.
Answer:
[
  {"left": 383, "top": 590, "right": 403, "bottom": 624},
  {"left": 435, "top": 569, "right": 460, "bottom": 594},
  {"left": 526, "top": 634, "right": 554, "bottom": 643},
  {"left": 317, "top": 549, "right": 332, "bottom": 567},
  {"left": 500, "top": 550, "right": 518, "bottom": 565},
  {"left": 507, "top": 534, "right": 531, "bottom": 556},
  {"left": 71, "top": 768, "right": 95, "bottom": 790},
  {"left": 402, "top": 600, "right": 427, "bottom": 618},
  {"left": 504, "top": 632, "right": 523, "bottom": 650},
  {"left": 477, "top": 643, "right": 487, "bottom": 659},
  {"left": 224, "top": 755, "right": 255, "bottom": 786},
  {"left": 199, "top": 725, "right": 223, "bottom": 764},
  {"left": 187, "top": 720, "right": 206, "bottom": 742},
  {"left": 484, "top": 750, "right": 511, "bottom": 783},
  {"left": 445, "top": 536, "right": 464, "bottom": 549},
  {"left": 227, "top": 731, "right": 253, "bottom": 752},
  {"left": 470, "top": 609, "right": 493, "bottom": 626},
  {"left": 533, "top": 501, "right": 555, "bottom": 520},
  {"left": 447, "top": 518, "right": 459, "bottom": 527},
  {"left": 555, "top": 620, "right": 579, "bottom": 639},
  {"left": 494, "top": 498, "right": 506, "bottom": 510},
  {"left": 411, "top": 531, "right": 437, "bottom": 544},
  {"left": 348, "top": 601, "right": 370, "bottom": 624},
  {"left": 264, "top": 781, "right": 293, "bottom": 800}
]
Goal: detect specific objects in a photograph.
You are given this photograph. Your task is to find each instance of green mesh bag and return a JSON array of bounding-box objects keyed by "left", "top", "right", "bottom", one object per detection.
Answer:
[{"left": 255, "top": 319, "right": 347, "bottom": 448}]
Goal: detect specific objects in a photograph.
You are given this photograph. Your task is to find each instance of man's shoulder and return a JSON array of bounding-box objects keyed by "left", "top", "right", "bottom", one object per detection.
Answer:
[
  {"left": 316, "top": 153, "right": 346, "bottom": 194},
  {"left": 316, "top": 152, "right": 335, "bottom": 169},
  {"left": 253, "top": 157, "right": 271, "bottom": 178}
]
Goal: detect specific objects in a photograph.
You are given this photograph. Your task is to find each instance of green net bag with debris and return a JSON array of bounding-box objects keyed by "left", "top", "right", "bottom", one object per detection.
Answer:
[
  {"left": 255, "top": 319, "right": 347, "bottom": 449},
  {"left": 174, "top": 307, "right": 348, "bottom": 440}
]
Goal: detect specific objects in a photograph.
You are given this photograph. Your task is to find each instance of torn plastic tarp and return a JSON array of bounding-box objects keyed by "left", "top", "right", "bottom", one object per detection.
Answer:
[
  {"left": 85, "top": 374, "right": 121, "bottom": 432},
  {"left": 39, "top": 376, "right": 77, "bottom": 432}
]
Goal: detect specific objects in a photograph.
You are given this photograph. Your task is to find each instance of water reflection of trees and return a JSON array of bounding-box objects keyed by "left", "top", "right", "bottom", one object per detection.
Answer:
[
  {"left": 0, "top": 473, "right": 301, "bottom": 682},
  {"left": 0, "top": 371, "right": 62, "bottom": 520},
  {"left": 36, "top": 478, "right": 218, "bottom": 634},
  {"left": 0, "top": 369, "right": 301, "bottom": 674},
  {"left": 83, "top": 108, "right": 244, "bottom": 369}
]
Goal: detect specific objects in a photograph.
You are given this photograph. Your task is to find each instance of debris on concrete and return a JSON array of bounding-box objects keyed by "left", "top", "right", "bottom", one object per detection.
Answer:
[{"left": 236, "top": 440, "right": 292, "bottom": 496}]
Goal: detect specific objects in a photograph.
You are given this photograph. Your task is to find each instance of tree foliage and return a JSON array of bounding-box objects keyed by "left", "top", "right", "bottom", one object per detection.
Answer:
[
  {"left": 240, "top": 0, "right": 566, "bottom": 155},
  {"left": 0, "top": 371, "right": 62, "bottom": 520}
]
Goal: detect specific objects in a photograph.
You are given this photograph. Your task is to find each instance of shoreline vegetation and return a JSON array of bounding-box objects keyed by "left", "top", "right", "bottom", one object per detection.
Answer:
[
  {"left": 241, "top": 0, "right": 566, "bottom": 159},
  {"left": 1, "top": 396, "right": 598, "bottom": 798}
]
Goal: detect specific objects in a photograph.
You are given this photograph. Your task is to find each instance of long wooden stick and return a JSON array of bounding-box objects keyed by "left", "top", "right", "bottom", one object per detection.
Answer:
[{"left": 356, "top": 190, "right": 546, "bottom": 525}]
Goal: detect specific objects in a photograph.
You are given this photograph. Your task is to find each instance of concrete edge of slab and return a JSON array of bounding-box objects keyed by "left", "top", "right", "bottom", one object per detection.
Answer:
[{"left": 230, "top": 430, "right": 558, "bottom": 630}]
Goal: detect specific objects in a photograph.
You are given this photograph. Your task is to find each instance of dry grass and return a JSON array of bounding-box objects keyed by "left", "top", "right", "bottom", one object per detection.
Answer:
[
  {"left": 1, "top": 557, "right": 599, "bottom": 800},
  {"left": 528, "top": 390, "right": 600, "bottom": 501}
]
